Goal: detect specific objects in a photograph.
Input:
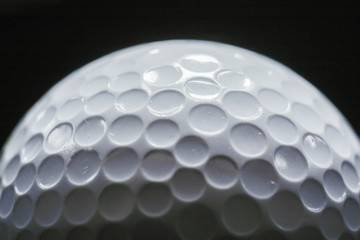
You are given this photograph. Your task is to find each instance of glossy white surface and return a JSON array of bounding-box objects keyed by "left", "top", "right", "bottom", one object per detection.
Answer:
[{"left": 0, "top": 40, "right": 359, "bottom": 239}]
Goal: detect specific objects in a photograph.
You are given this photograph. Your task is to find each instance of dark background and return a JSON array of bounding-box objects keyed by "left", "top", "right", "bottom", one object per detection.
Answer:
[{"left": 0, "top": 0, "right": 359, "bottom": 147}]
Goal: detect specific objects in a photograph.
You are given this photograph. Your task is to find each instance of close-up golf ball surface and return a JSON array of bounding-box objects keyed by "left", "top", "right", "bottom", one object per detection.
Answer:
[{"left": 0, "top": 40, "right": 359, "bottom": 240}]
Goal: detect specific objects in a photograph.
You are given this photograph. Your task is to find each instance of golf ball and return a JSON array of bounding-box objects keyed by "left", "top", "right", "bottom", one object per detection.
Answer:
[{"left": 0, "top": 40, "right": 359, "bottom": 240}]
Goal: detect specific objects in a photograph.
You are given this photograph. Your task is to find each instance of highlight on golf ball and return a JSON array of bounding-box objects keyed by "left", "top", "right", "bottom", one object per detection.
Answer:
[{"left": 0, "top": 40, "right": 359, "bottom": 240}]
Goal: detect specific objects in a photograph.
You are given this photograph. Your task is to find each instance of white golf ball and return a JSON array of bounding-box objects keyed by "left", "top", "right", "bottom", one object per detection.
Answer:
[{"left": 0, "top": 40, "right": 359, "bottom": 240}]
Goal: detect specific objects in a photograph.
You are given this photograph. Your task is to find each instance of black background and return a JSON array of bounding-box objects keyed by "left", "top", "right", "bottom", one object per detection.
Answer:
[{"left": 0, "top": 0, "right": 359, "bottom": 147}]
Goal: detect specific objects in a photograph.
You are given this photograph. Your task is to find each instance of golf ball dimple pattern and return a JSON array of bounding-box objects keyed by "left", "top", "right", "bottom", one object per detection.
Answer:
[{"left": 0, "top": 40, "right": 359, "bottom": 240}]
